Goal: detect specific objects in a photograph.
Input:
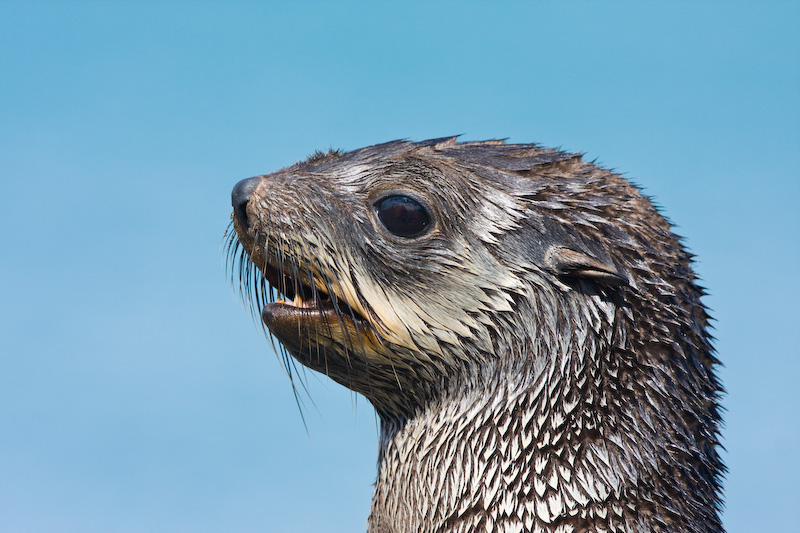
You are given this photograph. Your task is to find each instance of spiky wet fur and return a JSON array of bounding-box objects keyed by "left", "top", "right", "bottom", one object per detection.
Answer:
[{"left": 228, "top": 138, "right": 724, "bottom": 533}]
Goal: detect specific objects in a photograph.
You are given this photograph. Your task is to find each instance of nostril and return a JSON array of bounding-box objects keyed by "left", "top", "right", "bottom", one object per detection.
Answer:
[{"left": 231, "top": 176, "right": 261, "bottom": 229}]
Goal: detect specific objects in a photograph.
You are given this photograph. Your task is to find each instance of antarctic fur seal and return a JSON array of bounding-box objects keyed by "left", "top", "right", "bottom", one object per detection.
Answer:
[{"left": 228, "top": 137, "right": 724, "bottom": 533}]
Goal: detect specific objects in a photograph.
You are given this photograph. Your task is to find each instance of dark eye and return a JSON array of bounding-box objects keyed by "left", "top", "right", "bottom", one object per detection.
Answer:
[{"left": 375, "top": 195, "right": 432, "bottom": 238}]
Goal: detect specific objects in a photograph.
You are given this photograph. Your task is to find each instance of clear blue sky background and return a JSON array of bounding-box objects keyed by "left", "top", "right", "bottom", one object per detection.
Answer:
[{"left": 1, "top": 2, "right": 798, "bottom": 532}]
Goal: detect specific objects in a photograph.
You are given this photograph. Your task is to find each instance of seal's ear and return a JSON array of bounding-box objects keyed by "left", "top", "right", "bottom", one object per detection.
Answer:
[{"left": 544, "top": 246, "right": 628, "bottom": 287}]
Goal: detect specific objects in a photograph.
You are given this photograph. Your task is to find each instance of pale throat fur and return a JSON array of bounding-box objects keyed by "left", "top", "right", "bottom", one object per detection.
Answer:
[{"left": 228, "top": 137, "right": 723, "bottom": 533}]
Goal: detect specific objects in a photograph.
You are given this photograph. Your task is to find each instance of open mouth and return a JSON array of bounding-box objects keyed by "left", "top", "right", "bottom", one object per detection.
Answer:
[
  {"left": 259, "top": 261, "right": 369, "bottom": 328},
  {"left": 263, "top": 262, "right": 331, "bottom": 308}
]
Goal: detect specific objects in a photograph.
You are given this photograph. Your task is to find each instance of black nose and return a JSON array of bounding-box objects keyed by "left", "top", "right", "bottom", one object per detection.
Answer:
[{"left": 231, "top": 176, "right": 261, "bottom": 229}]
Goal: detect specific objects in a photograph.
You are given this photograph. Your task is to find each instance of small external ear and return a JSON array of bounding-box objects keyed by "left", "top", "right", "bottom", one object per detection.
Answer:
[{"left": 544, "top": 246, "right": 629, "bottom": 287}]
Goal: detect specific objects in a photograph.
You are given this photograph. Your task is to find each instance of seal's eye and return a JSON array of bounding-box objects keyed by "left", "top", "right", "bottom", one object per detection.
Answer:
[{"left": 375, "top": 195, "right": 431, "bottom": 238}]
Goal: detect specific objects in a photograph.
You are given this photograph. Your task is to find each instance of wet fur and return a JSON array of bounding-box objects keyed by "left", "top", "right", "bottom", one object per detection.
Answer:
[{"left": 228, "top": 138, "right": 724, "bottom": 532}]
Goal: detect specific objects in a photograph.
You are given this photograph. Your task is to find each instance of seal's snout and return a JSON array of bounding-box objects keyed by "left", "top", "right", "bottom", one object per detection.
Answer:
[{"left": 231, "top": 176, "right": 261, "bottom": 229}]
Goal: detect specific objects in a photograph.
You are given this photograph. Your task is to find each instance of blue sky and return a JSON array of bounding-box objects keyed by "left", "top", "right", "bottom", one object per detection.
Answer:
[{"left": 1, "top": 2, "right": 797, "bottom": 532}]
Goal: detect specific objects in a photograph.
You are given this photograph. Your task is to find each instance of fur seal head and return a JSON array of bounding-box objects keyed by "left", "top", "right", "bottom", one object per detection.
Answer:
[{"left": 228, "top": 137, "right": 723, "bottom": 532}]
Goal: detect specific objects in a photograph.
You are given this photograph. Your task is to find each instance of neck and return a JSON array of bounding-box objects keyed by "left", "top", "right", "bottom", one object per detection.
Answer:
[
  {"left": 367, "top": 359, "right": 722, "bottom": 533},
  {"left": 366, "top": 283, "right": 722, "bottom": 533}
]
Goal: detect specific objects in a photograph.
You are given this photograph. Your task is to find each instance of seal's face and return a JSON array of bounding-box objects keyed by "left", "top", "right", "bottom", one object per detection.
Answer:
[
  {"left": 228, "top": 137, "right": 701, "bottom": 419},
  {"left": 229, "top": 141, "right": 540, "bottom": 414}
]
